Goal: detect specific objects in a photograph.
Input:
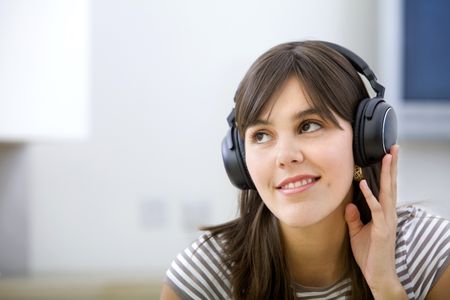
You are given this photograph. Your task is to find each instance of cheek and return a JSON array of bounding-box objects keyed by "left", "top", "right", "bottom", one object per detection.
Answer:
[
  {"left": 246, "top": 152, "right": 268, "bottom": 187},
  {"left": 320, "top": 134, "right": 355, "bottom": 186},
  {"left": 332, "top": 143, "right": 354, "bottom": 171},
  {"left": 245, "top": 145, "right": 278, "bottom": 193}
]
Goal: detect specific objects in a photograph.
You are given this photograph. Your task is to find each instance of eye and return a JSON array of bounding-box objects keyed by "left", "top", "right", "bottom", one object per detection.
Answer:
[
  {"left": 300, "top": 121, "right": 322, "bottom": 133},
  {"left": 253, "top": 131, "right": 272, "bottom": 144}
]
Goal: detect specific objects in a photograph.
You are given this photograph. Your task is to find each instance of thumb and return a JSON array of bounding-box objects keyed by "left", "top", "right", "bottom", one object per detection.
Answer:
[{"left": 345, "top": 203, "right": 363, "bottom": 238}]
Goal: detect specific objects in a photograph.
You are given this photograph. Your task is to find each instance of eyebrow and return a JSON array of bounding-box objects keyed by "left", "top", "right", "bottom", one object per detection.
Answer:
[{"left": 247, "top": 108, "right": 322, "bottom": 128}]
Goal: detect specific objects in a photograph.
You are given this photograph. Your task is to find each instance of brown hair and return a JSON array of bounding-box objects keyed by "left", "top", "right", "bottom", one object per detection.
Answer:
[{"left": 204, "top": 41, "right": 380, "bottom": 299}]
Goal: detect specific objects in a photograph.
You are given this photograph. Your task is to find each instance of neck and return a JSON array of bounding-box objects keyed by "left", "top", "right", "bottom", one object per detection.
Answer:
[{"left": 280, "top": 201, "right": 349, "bottom": 287}]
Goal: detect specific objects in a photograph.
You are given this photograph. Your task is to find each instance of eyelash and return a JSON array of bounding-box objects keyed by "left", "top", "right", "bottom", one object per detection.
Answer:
[
  {"left": 298, "top": 120, "right": 323, "bottom": 133},
  {"left": 249, "top": 120, "right": 323, "bottom": 144},
  {"left": 252, "top": 131, "right": 271, "bottom": 144}
]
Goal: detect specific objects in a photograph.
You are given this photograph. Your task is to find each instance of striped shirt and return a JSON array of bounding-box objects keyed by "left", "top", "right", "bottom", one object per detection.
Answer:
[{"left": 166, "top": 206, "right": 450, "bottom": 299}]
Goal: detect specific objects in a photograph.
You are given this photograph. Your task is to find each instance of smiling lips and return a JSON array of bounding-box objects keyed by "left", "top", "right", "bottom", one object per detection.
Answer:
[{"left": 276, "top": 175, "right": 320, "bottom": 195}]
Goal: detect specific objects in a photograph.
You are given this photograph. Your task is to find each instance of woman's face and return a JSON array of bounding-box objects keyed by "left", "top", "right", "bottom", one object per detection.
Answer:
[{"left": 244, "top": 76, "right": 355, "bottom": 228}]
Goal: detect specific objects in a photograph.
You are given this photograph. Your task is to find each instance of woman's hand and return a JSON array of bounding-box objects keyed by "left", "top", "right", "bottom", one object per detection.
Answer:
[{"left": 344, "top": 145, "right": 407, "bottom": 299}]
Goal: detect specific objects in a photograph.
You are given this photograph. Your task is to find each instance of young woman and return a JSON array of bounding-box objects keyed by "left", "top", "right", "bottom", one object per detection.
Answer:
[{"left": 160, "top": 41, "right": 450, "bottom": 299}]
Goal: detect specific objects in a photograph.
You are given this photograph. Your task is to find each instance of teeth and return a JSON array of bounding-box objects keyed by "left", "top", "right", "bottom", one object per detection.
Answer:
[{"left": 282, "top": 178, "right": 315, "bottom": 189}]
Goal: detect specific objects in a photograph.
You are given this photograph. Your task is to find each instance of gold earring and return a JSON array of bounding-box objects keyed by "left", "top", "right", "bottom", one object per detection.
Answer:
[{"left": 353, "top": 165, "right": 364, "bottom": 182}]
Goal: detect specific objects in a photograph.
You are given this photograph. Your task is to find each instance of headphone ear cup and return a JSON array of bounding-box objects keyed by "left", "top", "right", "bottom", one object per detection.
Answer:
[
  {"left": 221, "top": 126, "right": 255, "bottom": 190},
  {"left": 353, "top": 98, "right": 398, "bottom": 167}
]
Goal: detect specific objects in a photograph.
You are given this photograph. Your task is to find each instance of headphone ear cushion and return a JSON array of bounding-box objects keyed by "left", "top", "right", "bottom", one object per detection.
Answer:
[
  {"left": 353, "top": 98, "right": 397, "bottom": 167},
  {"left": 221, "top": 127, "right": 255, "bottom": 190},
  {"left": 353, "top": 98, "right": 370, "bottom": 167}
]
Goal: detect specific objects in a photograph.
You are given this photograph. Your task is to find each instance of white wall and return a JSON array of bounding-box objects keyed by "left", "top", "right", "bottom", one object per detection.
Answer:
[
  {"left": 397, "top": 141, "right": 450, "bottom": 215},
  {"left": 2, "top": 0, "right": 449, "bottom": 280},
  {"left": 0, "top": 0, "right": 89, "bottom": 141},
  {"left": 25, "top": 0, "right": 379, "bottom": 277}
]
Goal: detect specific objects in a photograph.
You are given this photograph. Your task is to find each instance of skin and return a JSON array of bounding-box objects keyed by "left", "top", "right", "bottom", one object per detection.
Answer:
[
  {"left": 160, "top": 76, "right": 450, "bottom": 299},
  {"left": 160, "top": 284, "right": 180, "bottom": 300}
]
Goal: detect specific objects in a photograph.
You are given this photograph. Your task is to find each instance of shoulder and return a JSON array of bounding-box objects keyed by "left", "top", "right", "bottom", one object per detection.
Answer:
[
  {"left": 395, "top": 206, "right": 450, "bottom": 299},
  {"left": 164, "top": 232, "right": 231, "bottom": 300},
  {"left": 396, "top": 206, "right": 449, "bottom": 248},
  {"left": 396, "top": 205, "right": 449, "bottom": 242}
]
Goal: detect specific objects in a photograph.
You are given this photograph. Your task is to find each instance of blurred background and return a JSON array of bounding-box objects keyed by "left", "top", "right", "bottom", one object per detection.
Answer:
[{"left": 1, "top": 0, "right": 449, "bottom": 299}]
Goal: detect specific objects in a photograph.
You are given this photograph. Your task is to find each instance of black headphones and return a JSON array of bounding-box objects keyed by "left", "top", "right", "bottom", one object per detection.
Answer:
[{"left": 221, "top": 41, "right": 397, "bottom": 190}]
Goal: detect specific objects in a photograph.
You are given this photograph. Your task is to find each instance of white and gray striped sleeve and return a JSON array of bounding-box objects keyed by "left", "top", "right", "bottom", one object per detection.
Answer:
[
  {"left": 396, "top": 206, "right": 450, "bottom": 300},
  {"left": 165, "top": 233, "right": 231, "bottom": 300}
]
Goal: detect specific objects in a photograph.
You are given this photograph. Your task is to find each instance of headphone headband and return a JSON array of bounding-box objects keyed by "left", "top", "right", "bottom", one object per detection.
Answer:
[{"left": 320, "top": 41, "right": 385, "bottom": 98}]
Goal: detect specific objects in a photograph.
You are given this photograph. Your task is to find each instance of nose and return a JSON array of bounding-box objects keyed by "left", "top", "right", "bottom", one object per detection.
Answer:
[{"left": 276, "top": 138, "right": 304, "bottom": 167}]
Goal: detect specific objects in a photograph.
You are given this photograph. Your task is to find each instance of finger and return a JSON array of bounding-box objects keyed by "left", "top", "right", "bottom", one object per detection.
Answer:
[
  {"left": 390, "top": 144, "right": 399, "bottom": 203},
  {"left": 380, "top": 145, "right": 399, "bottom": 214},
  {"left": 360, "top": 179, "right": 385, "bottom": 224},
  {"left": 379, "top": 153, "right": 393, "bottom": 210},
  {"left": 345, "top": 203, "right": 363, "bottom": 238}
]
